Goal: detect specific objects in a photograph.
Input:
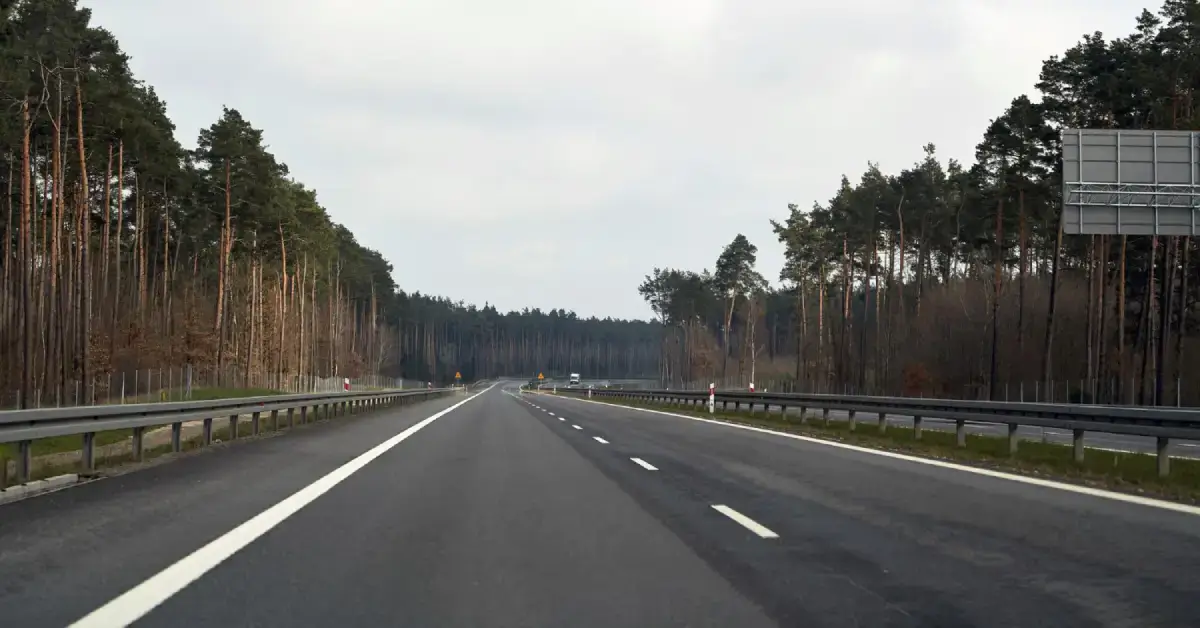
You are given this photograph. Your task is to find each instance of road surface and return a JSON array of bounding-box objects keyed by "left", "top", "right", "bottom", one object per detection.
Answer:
[{"left": 0, "top": 384, "right": 1197, "bottom": 627}]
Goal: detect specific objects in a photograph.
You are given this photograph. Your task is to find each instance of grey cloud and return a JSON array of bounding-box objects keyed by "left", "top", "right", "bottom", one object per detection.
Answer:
[{"left": 88, "top": 0, "right": 1149, "bottom": 320}]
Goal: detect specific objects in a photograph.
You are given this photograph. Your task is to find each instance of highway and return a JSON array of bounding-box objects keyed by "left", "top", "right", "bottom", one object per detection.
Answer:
[{"left": 0, "top": 383, "right": 1197, "bottom": 627}]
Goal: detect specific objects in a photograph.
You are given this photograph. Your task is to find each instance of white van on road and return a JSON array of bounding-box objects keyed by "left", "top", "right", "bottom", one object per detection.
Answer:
[{"left": 569, "top": 373, "right": 581, "bottom": 386}]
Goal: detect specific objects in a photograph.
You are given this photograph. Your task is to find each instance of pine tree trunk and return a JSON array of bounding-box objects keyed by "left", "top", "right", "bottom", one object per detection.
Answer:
[
  {"left": 1041, "top": 220, "right": 1064, "bottom": 387},
  {"left": 75, "top": 81, "right": 92, "bottom": 403},
  {"left": 20, "top": 99, "right": 33, "bottom": 408},
  {"left": 1175, "top": 237, "right": 1190, "bottom": 403},
  {"left": 47, "top": 121, "right": 62, "bottom": 402},
  {"left": 215, "top": 159, "right": 231, "bottom": 373},
  {"left": 1117, "top": 235, "right": 1127, "bottom": 402},
  {"left": 1139, "top": 237, "right": 1159, "bottom": 404},
  {"left": 817, "top": 261, "right": 826, "bottom": 393},
  {"left": 1156, "top": 237, "right": 1178, "bottom": 405},
  {"left": 110, "top": 141, "right": 123, "bottom": 362},
  {"left": 1017, "top": 188, "right": 1027, "bottom": 356},
  {"left": 988, "top": 195, "right": 1004, "bottom": 400},
  {"left": 102, "top": 142, "right": 112, "bottom": 301},
  {"left": 1085, "top": 236, "right": 1095, "bottom": 393}
]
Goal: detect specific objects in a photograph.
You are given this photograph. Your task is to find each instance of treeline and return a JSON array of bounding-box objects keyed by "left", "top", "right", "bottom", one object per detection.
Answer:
[
  {"left": 0, "top": 0, "right": 658, "bottom": 407},
  {"left": 641, "top": 1, "right": 1200, "bottom": 405}
]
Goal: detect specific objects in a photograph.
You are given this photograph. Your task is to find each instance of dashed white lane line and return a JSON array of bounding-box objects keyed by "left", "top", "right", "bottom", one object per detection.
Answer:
[
  {"left": 548, "top": 412, "right": 555, "bottom": 416},
  {"left": 594, "top": 437, "right": 609, "bottom": 444},
  {"left": 551, "top": 395, "right": 1200, "bottom": 518},
  {"left": 572, "top": 425, "right": 583, "bottom": 430},
  {"left": 630, "top": 457, "right": 658, "bottom": 471},
  {"left": 559, "top": 417, "right": 565, "bottom": 421},
  {"left": 712, "top": 505, "right": 779, "bottom": 539}
]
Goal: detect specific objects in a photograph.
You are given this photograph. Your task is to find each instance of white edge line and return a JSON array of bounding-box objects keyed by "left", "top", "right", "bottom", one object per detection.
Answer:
[
  {"left": 69, "top": 385, "right": 496, "bottom": 627},
  {"left": 547, "top": 394, "right": 1200, "bottom": 517},
  {"left": 630, "top": 457, "right": 658, "bottom": 471},
  {"left": 593, "top": 437, "right": 609, "bottom": 444},
  {"left": 712, "top": 504, "right": 779, "bottom": 538}
]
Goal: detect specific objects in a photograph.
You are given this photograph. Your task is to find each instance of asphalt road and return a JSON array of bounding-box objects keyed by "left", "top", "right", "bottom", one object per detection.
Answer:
[{"left": 1, "top": 384, "right": 1198, "bottom": 626}]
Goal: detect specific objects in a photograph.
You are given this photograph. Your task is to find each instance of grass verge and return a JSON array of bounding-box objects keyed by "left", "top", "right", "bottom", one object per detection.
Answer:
[{"left": 563, "top": 394, "right": 1200, "bottom": 505}]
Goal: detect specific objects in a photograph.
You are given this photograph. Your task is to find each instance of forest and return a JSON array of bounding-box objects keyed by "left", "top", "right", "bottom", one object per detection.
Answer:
[
  {"left": 0, "top": 0, "right": 661, "bottom": 408},
  {"left": 640, "top": 1, "right": 1200, "bottom": 406}
]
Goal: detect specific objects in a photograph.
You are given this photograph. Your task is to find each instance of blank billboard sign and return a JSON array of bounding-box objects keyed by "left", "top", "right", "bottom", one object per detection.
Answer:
[{"left": 1061, "top": 128, "right": 1200, "bottom": 235}]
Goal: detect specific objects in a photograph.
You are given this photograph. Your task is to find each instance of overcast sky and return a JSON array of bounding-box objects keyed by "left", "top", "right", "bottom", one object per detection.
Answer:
[{"left": 87, "top": 0, "right": 1146, "bottom": 321}]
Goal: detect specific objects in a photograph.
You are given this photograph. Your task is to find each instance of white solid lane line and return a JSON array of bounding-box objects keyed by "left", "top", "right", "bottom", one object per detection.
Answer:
[
  {"left": 69, "top": 386, "right": 495, "bottom": 627},
  {"left": 573, "top": 425, "right": 583, "bottom": 430},
  {"left": 712, "top": 505, "right": 779, "bottom": 539},
  {"left": 594, "top": 437, "right": 609, "bottom": 444},
  {"left": 630, "top": 457, "right": 658, "bottom": 471}
]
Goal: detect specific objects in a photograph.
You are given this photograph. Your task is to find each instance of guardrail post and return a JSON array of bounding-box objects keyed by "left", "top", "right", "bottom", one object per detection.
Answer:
[
  {"left": 955, "top": 420, "right": 965, "bottom": 447},
  {"left": 779, "top": 404, "right": 788, "bottom": 420},
  {"left": 17, "top": 440, "right": 31, "bottom": 483},
  {"left": 913, "top": 415, "right": 923, "bottom": 440},
  {"left": 285, "top": 408, "right": 293, "bottom": 429},
  {"left": 848, "top": 410, "right": 856, "bottom": 431},
  {"left": 1072, "top": 429, "right": 1084, "bottom": 462},
  {"left": 252, "top": 411, "right": 261, "bottom": 436},
  {"left": 229, "top": 414, "right": 239, "bottom": 440},
  {"left": 1007, "top": 424, "right": 1019, "bottom": 455},
  {"left": 270, "top": 409, "right": 280, "bottom": 431},
  {"left": 1157, "top": 437, "right": 1170, "bottom": 477},
  {"left": 798, "top": 406, "right": 807, "bottom": 424},
  {"left": 132, "top": 426, "right": 145, "bottom": 462},
  {"left": 172, "top": 422, "right": 182, "bottom": 453},
  {"left": 878, "top": 412, "right": 887, "bottom": 433},
  {"left": 81, "top": 432, "right": 95, "bottom": 472},
  {"left": 203, "top": 418, "right": 213, "bottom": 445},
  {"left": 821, "top": 408, "right": 830, "bottom": 425}
]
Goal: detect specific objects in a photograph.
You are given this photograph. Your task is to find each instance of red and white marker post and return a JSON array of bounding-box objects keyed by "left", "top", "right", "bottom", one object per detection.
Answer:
[{"left": 707, "top": 383, "right": 716, "bottom": 414}]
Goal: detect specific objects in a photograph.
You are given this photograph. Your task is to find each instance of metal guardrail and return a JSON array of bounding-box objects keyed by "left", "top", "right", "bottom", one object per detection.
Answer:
[
  {"left": 0, "top": 388, "right": 454, "bottom": 484},
  {"left": 546, "top": 388, "right": 1200, "bottom": 477}
]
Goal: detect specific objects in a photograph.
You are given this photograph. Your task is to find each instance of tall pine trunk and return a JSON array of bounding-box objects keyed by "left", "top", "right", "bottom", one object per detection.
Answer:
[
  {"left": 75, "top": 80, "right": 92, "bottom": 403},
  {"left": 20, "top": 98, "right": 32, "bottom": 408}
]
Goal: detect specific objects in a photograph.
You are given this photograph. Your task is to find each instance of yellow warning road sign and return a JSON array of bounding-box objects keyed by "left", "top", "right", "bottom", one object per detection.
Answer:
[
  {"left": 537, "top": 373, "right": 544, "bottom": 380},
  {"left": 455, "top": 371, "right": 462, "bottom": 379}
]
